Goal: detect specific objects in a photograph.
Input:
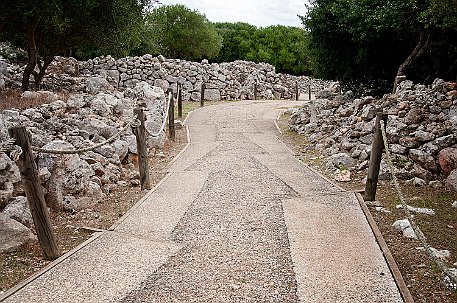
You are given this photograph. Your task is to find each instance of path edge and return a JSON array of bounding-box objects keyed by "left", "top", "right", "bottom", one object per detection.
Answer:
[{"left": 355, "top": 192, "right": 415, "bottom": 303}]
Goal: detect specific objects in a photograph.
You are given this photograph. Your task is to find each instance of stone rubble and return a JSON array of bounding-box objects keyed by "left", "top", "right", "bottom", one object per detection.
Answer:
[
  {"left": 392, "top": 219, "right": 418, "bottom": 239},
  {"left": 395, "top": 204, "right": 435, "bottom": 216},
  {"left": 0, "top": 79, "right": 166, "bottom": 252},
  {"left": 288, "top": 78, "right": 457, "bottom": 189}
]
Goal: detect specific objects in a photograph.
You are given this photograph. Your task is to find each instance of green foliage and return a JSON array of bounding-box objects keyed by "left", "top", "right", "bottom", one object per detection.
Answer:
[
  {"left": 0, "top": 0, "right": 150, "bottom": 89},
  {"left": 141, "top": 4, "right": 222, "bottom": 61},
  {"left": 213, "top": 23, "right": 312, "bottom": 75},
  {"left": 303, "top": 0, "right": 457, "bottom": 95}
]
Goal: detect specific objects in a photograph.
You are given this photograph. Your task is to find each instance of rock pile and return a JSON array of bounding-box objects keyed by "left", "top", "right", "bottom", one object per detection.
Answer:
[
  {"left": 288, "top": 79, "right": 457, "bottom": 190},
  {"left": 3, "top": 55, "right": 330, "bottom": 100},
  {"left": 0, "top": 79, "right": 166, "bottom": 252}
]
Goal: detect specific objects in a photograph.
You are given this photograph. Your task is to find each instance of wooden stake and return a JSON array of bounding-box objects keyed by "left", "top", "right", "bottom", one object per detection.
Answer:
[
  {"left": 295, "top": 82, "right": 299, "bottom": 101},
  {"left": 254, "top": 82, "right": 258, "bottom": 100},
  {"left": 168, "top": 91, "right": 175, "bottom": 141},
  {"left": 364, "top": 111, "right": 388, "bottom": 201},
  {"left": 133, "top": 108, "right": 151, "bottom": 190},
  {"left": 308, "top": 85, "right": 312, "bottom": 101},
  {"left": 177, "top": 83, "right": 183, "bottom": 118},
  {"left": 200, "top": 82, "right": 205, "bottom": 107},
  {"left": 8, "top": 126, "right": 59, "bottom": 260}
]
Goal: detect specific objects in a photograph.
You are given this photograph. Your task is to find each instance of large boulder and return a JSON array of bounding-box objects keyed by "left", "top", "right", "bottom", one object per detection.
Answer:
[
  {"left": 204, "top": 88, "right": 221, "bottom": 101},
  {"left": 3, "top": 196, "right": 33, "bottom": 228},
  {"left": 0, "top": 212, "right": 36, "bottom": 253},
  {"left": 86, "top": 76, "right": 114, "bottom": 94},
  {"left": 439, "top": 148, "right": 457, "bottom": 175}
]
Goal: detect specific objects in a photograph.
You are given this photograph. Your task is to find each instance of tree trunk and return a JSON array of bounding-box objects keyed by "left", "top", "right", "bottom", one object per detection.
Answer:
[
  {"left": 34, "top": 56, "right": 54, "bottom": 90},
  {"left": 22, "top": 16, "right": 40, "bottom": 91},
  {"left": 393, "top": 31, "right": 431, "bottom": 93}
]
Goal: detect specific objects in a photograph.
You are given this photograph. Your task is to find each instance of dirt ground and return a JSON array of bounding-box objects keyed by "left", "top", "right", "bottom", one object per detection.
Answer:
[{"left": 276, "top": 112, "right": 457, "bottom": 303}]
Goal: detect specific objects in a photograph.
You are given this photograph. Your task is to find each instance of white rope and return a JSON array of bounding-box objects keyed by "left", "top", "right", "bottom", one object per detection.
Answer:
[
  {"left": 380, "top": 120, "right": 457, "bottom": 286},
  {"left": 145, "top": 93, "right": 172, "bottom": 137},
  {"left": 32, "top": 116, "right": 137, "bottom": 154}
]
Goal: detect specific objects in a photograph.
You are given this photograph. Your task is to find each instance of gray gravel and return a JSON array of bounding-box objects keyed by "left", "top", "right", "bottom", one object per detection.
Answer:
[{"left": 122, "top": 113, "right": 300, "bottom": 302}]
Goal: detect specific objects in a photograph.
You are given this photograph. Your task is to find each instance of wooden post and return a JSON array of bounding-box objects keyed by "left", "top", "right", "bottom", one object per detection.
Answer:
[
  {"left": 254, "top": 82, "right": 258, "bottom": 100},
  {"left": 8, "top": 126, "right": 59, "bottom": 260},
  {"left": 177, "top": 83, "right": 183, "bottom": 118},
  {"left": 308, "top": 85, "right": 312, "bottom": 101},
  {"left": 295, "top": 82, "right": 299, "bottom": 101},
  {"left": 132, "top": 108, "right": 151, "bottom": 190},
  {"left": 364, "top": 111, "right": 388, "bottom": 201},
  {"left": 168, "top": 90, "right": 175, "bottom": 141},
  {"left": 200, "top": 82, "right": 205, "bottom": 107}
]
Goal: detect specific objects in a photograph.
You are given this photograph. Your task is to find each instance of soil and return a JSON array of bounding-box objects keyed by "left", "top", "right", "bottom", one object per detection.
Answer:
[{"left": 276, "top": 112, "right": 457, "bottom": 303}]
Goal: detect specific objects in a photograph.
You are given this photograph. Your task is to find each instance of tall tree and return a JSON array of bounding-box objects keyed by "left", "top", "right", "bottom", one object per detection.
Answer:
[
  {"left": 213, "top": 23, "right": 312, "bottom": 75},
  {"left": 0, "top": 0, "right": 151, "bottom": 91},
  {"left": 142, "top": 4, "right": 222, "bottom": 61},
  {"left": 302, "top": 0, "right": 457, "bottom": 94}
]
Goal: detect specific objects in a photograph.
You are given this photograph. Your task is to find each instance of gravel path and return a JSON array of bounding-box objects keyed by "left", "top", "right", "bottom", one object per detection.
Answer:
[
  {"left": 122, "top": 101, "right": 301, "bottom": 302},
  {"left": 2, "top": 100, "right": 403, "bottom": 303}
]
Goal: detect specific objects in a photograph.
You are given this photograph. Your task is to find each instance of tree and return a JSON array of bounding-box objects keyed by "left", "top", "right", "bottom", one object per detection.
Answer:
[
  {"left": 0, "top": 0, "right": 151, "bottom": 91},
  {"left": 142, "top": 4, "right": 222, "bottom": 61},
  {"left": 213, "top": 22, "right": 257, "bottom": 63},
  {"left": 302, "top": 0, "right": 457, "bottom": 95},
  {"left": 213, "top": 23, "right": 312, "bottom": 75}
]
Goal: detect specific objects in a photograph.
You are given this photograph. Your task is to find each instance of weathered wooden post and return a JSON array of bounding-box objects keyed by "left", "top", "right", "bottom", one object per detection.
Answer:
[
  {"left": 177, "top": 83, "right": 183, "bottom": 118},
  {"left": 308, "top": 85, "right": 312, "bottom": 101},
  {"left": 200, "top": 82, "right": 205, "bottom": 107},
  {"left": 132, "top": 108, "right": 151, "bottom": 190},
  {"left": 254, "top": 81, "right": 258, "bottom": 100},
  {"left": 364, "top": 111, "right": 388, "bottom": 201},
  {"left": 295, "top": 82, "right": 299, "bottom": 101},
  {"left": 168, "top": 90, "right": 175, "bottom": 141},
  {"left": 8, "top": 126, "right": 59, "bottom": 260}
]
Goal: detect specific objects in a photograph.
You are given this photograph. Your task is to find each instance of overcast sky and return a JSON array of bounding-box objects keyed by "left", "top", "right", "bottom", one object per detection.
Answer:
[{"left": 161, "top": 0, "right": 308, "bottom": 28}]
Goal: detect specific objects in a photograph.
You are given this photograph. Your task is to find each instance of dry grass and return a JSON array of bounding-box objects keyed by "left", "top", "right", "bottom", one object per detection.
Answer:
[{"left": 0, "top": 88, "right": 69, "bottom": 112}]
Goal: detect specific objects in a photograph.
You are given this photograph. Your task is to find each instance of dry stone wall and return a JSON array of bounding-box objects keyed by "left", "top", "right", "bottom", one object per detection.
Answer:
[
  {"left": 78, "top": 55, "right": 329, "bottom": 101},
  {"left": 2, "top": 55, "right": 330, "bottom": 99},
  {"left": 288, "top": 79, "right": 457, "bottom": 191}
]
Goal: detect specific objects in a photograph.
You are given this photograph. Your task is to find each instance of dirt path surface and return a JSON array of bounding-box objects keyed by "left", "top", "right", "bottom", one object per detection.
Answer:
[{"left": 1, "top": 100, "right": 403, "bottom": 303}]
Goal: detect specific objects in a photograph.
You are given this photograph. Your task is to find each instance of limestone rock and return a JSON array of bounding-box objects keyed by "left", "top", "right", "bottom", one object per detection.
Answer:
[
  {"left": 0, "top": 212, "right": 36, "bottom": 253},
  {"left": 86, "top": 77, "right": 113, "bottom": 94},
  {"left": 446, "top": 169, "right": 457, "bottom": 192},
  {"left": 392, "top": 219, "right": 417, "bottom": 239},
  {"left": 439, "top": 148, "right": 457, "bottom": 175},
  {"left": 3, "top": 196, "right": 33, "bottom": 227}
]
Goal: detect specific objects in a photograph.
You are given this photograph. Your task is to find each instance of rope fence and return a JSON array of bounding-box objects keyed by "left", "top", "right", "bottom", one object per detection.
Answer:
[
  {"left": 3, "top": 94, "right": 173, "bottom": 260},
  {"left": 380, "top": 119, "right": 457, "bottom": 286},
  {"left": 144, "top": 92, "right": 172, "bottom": 138}
]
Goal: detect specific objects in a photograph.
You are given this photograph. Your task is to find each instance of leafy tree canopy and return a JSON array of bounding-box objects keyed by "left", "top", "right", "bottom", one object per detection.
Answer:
[
  {"left": 141, "top": 4, "right": 222, "bottom": 61},
  {"left": 213, "top": 23, "right": 311, "bottom": 76},
  {"left": 0, "top": 0, "right": 151, "bottom": 90},
  {"left": 302, "top": 0, "right": 457, "bottom": 95}
]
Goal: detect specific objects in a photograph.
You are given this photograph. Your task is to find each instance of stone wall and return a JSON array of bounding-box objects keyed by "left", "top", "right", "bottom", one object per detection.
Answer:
[
  {"left": 77, "top": 55, "right": 329, "bottom": 101},
  {"left": 288, "top": 79, "right": 457, "bottom": 190},
  {"left": 2, "top": 55, "right": 330, "bottom": 99}
]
